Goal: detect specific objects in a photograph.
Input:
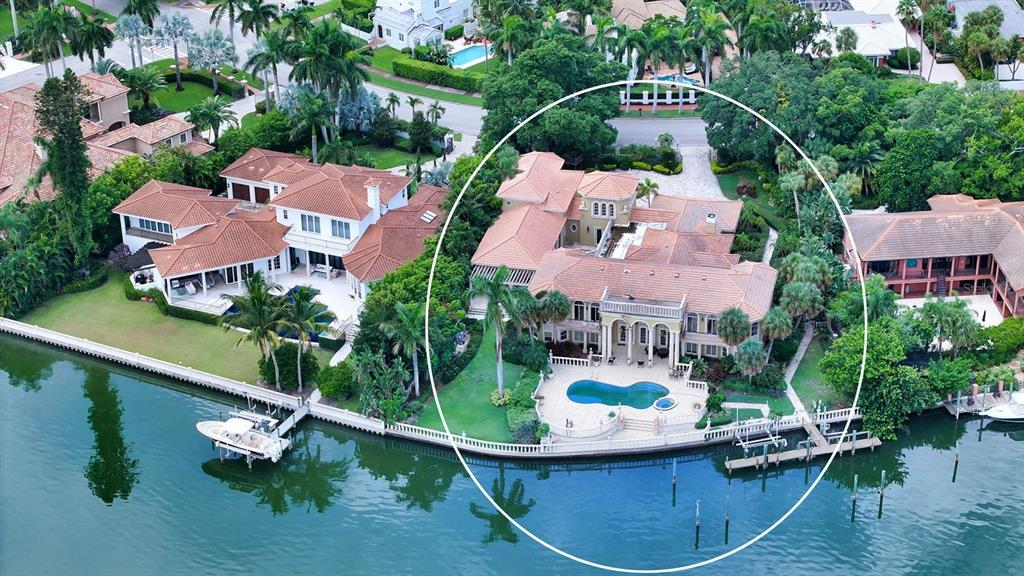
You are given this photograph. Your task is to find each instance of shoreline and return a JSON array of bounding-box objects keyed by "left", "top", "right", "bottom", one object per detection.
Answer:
[{"left": 0, "top": 317, "right": 863, "bottom": 461}]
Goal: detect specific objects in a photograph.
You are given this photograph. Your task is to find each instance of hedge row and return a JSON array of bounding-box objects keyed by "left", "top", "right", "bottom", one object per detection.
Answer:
[
  {"left": 506, "top": 369, "right": 541, "bottom": 444},
  {"left": 121, "top": 273, "right": 221, "bottom": 325},
  {"left": 60, "top": 266, "right": 109, "bottom": 295},
  {"left": 433, "top": 320, "right": 483, "bottom": 385},
  {"left": 444, "top": 25, "right": 464, "bottom": 41},
  {"left": 391, "top": 55, "right": 485, "bottom": 93},
  {"left": 162, "top": 70, "right": 250, "bottom": 99}
]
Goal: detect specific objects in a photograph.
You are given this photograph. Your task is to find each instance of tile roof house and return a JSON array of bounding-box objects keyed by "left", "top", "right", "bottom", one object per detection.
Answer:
[
  {"left": 844, "top": 194, "right": 1024, "bottom": 319},
  {"left": 113, "top": 148, "right": 444, "bottom": 323},
  {"left": 612, "top": 0, "right": 686, "bottom": 30},
  {"left": 471, "top": 152, "right": 778, "bottom": 362},
  {"left": 1, "top": 74, "right": 209, "bottom": 207}
]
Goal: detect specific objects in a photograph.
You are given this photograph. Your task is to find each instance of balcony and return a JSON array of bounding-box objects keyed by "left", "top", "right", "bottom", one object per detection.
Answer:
[
  {"left": 125, "top": 227, "right": 172, "bottom": 245},
  {"left": 600, "top": 299, "right": 685, "bottom": 319}
]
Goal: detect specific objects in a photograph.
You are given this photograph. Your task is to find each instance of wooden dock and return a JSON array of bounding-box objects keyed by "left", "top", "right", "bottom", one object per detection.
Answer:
[
  {"left": 725, "top": 419, "right": 880, "bottom": 472},
  {"left": 942, "top": 392, "right": 1011, "bottom": 417}
]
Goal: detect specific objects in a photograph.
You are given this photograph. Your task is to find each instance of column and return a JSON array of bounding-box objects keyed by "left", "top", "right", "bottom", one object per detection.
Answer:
[
  {"left": 202, "top": 271, "right": 207, "bottom": 296},
  {"left": 249, "top": 185, "right": 256, "bottom": 204},
  {"left": 626, "top": 323, "right": 633, "bottom": 363},
  {"left": 236, "top": 265, "right": 243, "bottom": 287},
  {"left": 647, "top": 324, "right": 654, "bottom": 365}
]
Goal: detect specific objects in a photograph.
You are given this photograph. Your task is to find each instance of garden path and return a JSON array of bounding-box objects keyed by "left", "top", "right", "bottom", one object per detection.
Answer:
[{"left": 783, "top": 322, "right": 815, "bottom": 419}]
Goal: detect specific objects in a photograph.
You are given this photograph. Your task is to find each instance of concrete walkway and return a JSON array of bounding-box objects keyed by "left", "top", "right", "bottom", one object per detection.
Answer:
[
  {"left": 762, "top": 227, "right": 778, "bottom": 264},
  {"left": 892, "top": 31, "right": 967, "bottom": 86},
  {"left": 782, "top": 322, "right": 815, "bottom": 418},
  {"left": 626, "top": 145, "right": 725, "bottom": 200}
]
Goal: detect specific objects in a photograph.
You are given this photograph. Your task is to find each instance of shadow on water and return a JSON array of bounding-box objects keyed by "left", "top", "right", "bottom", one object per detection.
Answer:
[
  {"left": 201, "top": 428, "right": 351, "bottom": 515},
  {"left": 0, "top": 336, "right": 56, "bottom": 392},
  {"left": 82, "top": 365, "right": 140, "bottom": 504},
  {"left": 469, "top": 462, "right": 536, "bottom": 545}
]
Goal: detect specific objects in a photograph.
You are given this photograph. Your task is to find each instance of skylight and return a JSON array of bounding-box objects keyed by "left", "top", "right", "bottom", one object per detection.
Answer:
[{"left": 420, "top": 211, "right": 437, "bottom": 223}]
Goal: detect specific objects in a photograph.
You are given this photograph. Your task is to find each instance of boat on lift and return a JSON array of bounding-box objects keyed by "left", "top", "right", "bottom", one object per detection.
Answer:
[
  {"left": 979, "top": 391, "right": 1024, "bottom": 423},
  {"left": 196, "top": 415, "right": 287, "bottom": 464}
]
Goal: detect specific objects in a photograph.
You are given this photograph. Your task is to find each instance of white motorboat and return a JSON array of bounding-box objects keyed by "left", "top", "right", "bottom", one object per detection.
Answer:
[
  {"left": 196, "top": 417, "right": 286, "bottom": 462},
  {"left": 979, "top": 391, "right": 1024, "bottom": 423}
]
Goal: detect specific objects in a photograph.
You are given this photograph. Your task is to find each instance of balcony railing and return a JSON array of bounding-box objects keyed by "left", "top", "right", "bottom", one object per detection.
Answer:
[
  {"left": 600, "top": 300, "right": 685, "bottom": 319},
  {"left": 125, "top": 227, "right": 172, "bottom": 244}
]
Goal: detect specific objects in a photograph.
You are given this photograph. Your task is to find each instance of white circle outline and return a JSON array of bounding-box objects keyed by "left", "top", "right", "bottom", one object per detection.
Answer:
[{"left": 424, "top": 79, "right": 870, "bottom": 573}]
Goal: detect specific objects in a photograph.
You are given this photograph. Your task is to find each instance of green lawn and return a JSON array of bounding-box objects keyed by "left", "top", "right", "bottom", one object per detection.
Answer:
[
  {"left": 65, "top": 0, "right": 116, "bottom": 23},
  {"left": 22, "top": 272, "right": 331, "bottom": 384},
  {"left": 370, "top": 46, "right": 402, "bottom": 73},
  {"left": 356, "top": 144, "right": 438, "bottom": 169},
  {"left": 1, "top": 8, "right": 24, "bottom": 39},
  {"left": 790, "top": 337, "right": 841, "bottom": 408},
  {"left": 697, "top": 407, "right": 764, "bottom": 428},
  {"left": 417, "top": 325, "right": 525, "bottom": 442},
  {"left": 144, "top": 59, "right": 265, "bottom": 90},
  {"left": 726, "top": 392, "right": 795, "bottom": 416},
  {"left": 131, "top": 81, "right": 216, "bottom": 113},
  {"left": 717, "top": 170, "right": 786, "bottom": 231},
  {"left": 241, "top": 112, "right": 259, "bottom": 130},
  {"left": 365, "top": 70, "right": 483, "bottom": 106},
  {"left": 463, "top": 56, "right": 503, "bottom": 75}
]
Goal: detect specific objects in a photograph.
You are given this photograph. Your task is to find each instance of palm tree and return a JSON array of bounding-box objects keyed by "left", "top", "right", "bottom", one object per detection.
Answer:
[
  {"left": 636, "top": 177, "right": 658, "bottom": 206},
  {"left": 468, "top": 463, "right": 535, "bottom": 544},
  {"left": 245, "top": 40, "right": 275, "bottom": 108},
  {"left": 587, "top": 15, "right": 617, "bottom": 60},
  {"left": 123, "top": 0, "right": 159, "bottom": 28},
  {"left": 24, "top": 5, "right": 75, "bottom": 78},
  {"left": 121, "top": 66, "right": 166, "bottom": 109},
  {"left": 989, "top": 36, "right": 1012, "bottom": 80},
  {"left": 780, "top": 281, "right": 824, "bottom": 322},
  {"left": 92, "top": 57, "right": 122, "bottom": 75},
  {"left": 381, "top": 302, "right": 426, "bottom": 398},
  {"left": 386, "top": 92, "right": 400, "bottom": 116},
  {"left": 966, "top": 31, "right": 990, "bottom": 74},
  {"left": 467, "top": 265, "right": 517, "bottom": 396},
  {"left": 835, "top": 26, "right": 858, "bottom": 53},
  {"left": 733, "top": 337, "right": 767, "bottom": 383},
  {"left": 220, "top": 271, "right": 286, "bottom": 390},
  {"left": 615, "top": 26, "right": 649, "bottom": 113},
  {"left": 69, "top": 14, "right": 114, "bottom": 69},
  {"left": 282, "top": 285, "right": 337, "bottom": 394},
  {"left": 153, "top": 12, "right": 193, "bottom": 92},
  {"left": 761, "top": 306, "right": 793, "bottom": 357},
  {"left": 186, "top": 95, "right": 238, "bottom": 141},
  {"left": 240, "top": 0, "right": 280, "bottom": 40},
  {"left": 115, "top": 13, "right": 147, "bottom": 70},
  {"left": 717, "top": 307, "right": 750, "bottom": 351},
  {"left": 281, "top": 4, "right": 314, "bottom": 40},
  {"left": 924, "top": 6, "right": 953, "bottom": 81},
  {"left": 896, "top": 0, "right": 918, "bottom": 76},
  {"left": 406, "top": 96, "right": 423, "bottom": 115},
  {"left": 6, "top": 0, "right": 19, "bottom": 38},
  {"left": 289, "top": 89, "right": 334, "bottom": 163},
  {"left": 210, "top": 0, "right": 246, "bottom": 69},
  {"left": 189, "top": 28, "right": 237, "bottom": 95},
  {"left": 491, "top": 14, "right": 531, "bottom": 65},
  {"left": 427, "top": 101, "right": 446, "bottom": 124},
  {"left": 642, "top": 19, "right": 673, "bottom": 114},
  {"left": 245, "top": 28, "right": 289, "bottom": 107},
  {"left": 740, "top": 11, "right": 787, "bottom": 56},
  {"left": 687, "top": 1, "right": 733, "bottom": 86}
]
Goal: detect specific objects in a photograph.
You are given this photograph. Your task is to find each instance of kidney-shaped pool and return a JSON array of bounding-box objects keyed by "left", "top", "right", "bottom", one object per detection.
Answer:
[{"left": 566, "top": 380, "right": 670, "bottom": 410}]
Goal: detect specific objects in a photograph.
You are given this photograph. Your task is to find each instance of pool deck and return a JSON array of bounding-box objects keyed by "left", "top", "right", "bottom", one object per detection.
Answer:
[{"left": 536, "top": 362, "right": 707, "bottom": 438}]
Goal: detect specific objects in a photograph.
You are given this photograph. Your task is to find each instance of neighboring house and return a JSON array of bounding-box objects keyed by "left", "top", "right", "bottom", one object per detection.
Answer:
[
  {"left": 816, "top": 10, "right": 909, "bottom": 66},
  {"left": 89, "top": 116, "right": 213, "bottom": 156},
  {"left": 949, "top": 0, "right": 1024, "bottom": 39},
  {"left": 114, "top": 148, "right": 440, "bottom": 321},
  {"left": 372, "top": 0, "right": 472, "bottom": 49},
  {"left": 844, "top": 194, "right": 1024, "bottom": 319},
  {"left": 471, "top": 151, "right": 777, "bottom": 362},
  {"left": 345, "top": 183, "right": 447, "bottom": 298},
  {"left": 611, "top": 0, "right": 686, "bottom": 30},
  {"left": 1, "top": 73, "right": 210, "bottom": 207}
]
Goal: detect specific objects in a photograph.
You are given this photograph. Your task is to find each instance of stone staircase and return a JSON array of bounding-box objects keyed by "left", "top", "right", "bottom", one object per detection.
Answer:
[{"left": 622, "top": 417, "right": 657, "bottom": 434}]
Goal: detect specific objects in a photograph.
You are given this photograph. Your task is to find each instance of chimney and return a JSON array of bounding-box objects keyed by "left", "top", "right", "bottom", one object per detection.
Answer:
[
  {"left": 366, "top": 178, "right": 382, "bottom": 219},
  {"left": 704, "top": 212, "right": 717, "bottom": 234}
]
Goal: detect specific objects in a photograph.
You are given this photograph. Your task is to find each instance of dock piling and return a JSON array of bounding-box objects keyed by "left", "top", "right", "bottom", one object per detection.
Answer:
[
  {"left": 852, "top": 473, "right": 858, "bottom": 502},
  {"left": 724, "top": 496, "right": 730, "bottom": 546},
  {"left": 952, "top": 441, "right": 960, "bottom": 483}
]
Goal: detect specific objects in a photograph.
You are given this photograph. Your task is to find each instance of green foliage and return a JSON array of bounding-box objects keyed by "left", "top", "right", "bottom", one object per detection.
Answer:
[
  {"left": 369, "top": 107, "right": 397, "bottom": 147},
  {"left": 926, "top": 357, "right": 973, "bottom": 398},
  {"left": 827, "top": 274, "right": 899, "bottom": 330},
  {"left": 875, "top": 128, "right": 939, "bottom": 211},
  {"left": 502, "top": 332, "right": 549, "bottom": 373},
  {"left": 59, "top": 265, "right": 109, "bottom": 295},
  {"left": 490, "top": 389, "right": 510, "bottom": 407},
  {"left": 317, "top": 362, "right": 357, "bottom": 400},
  {"left": 248, "top": 109, "right": 301, "bottom": 152},
  {"left": 979, "top": 318, "right": 1024, "bottom": 355},
  {"left": 705, "top": 391, "right": 726, "bottom": 415},
  {"left": 258, "top": 342, "right": 321, "bottom": 390},
  {"left": 86, "top": 156, "right": 157, "bottom": 252},
  {"left": 392, "top": 55, "right": 485, "bottom": 92},
  {"left": 821, "top": 317, "right": 907, "bottom": 399},
  {"left": 444, "top": 24, "right": 464, "bottom": 41},
  {"left": 506, "top": 370, "right": 540, "bottom": 444},
  {"left": 887, "top": 47, "right": 920, "bottom": 70},
  {"left": 750, "top": 362, "right": 786, "bottom": 392}
]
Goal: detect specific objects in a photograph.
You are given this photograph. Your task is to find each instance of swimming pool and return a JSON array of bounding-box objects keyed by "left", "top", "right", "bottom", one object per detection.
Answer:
[
  {"left": 449, "top": 44, "right": 490, "bottom": 68},
  {"left": 654, "top": 74, "right": 699, "bottom": 85},
  {"left": 566, "top": 380, "right": 670, "bottom": 409}
]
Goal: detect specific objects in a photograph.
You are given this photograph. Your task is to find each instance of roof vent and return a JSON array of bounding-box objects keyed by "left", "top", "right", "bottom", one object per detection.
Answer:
[
  {"left": 624, "top": 269, "right": 630, "bottom": 274},
  {"left": 674, "top": 273, "right": 679, "bottom": 278},
  {"left": 705, "top": 212, "right": 717, "bottom": 234},
  {"left": 649, "top": 270, "right": 655, "bottom": 276}
]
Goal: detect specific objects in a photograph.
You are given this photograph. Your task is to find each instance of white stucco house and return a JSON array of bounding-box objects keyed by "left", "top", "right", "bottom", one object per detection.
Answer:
[{"left": 372, "top": 0, "right": 473, "bottom": 49}]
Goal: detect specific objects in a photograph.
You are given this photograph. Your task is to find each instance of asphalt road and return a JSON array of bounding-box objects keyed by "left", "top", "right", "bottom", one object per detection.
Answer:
[{"left": 608, "top": 117, "right": 709, "bottom": 147}]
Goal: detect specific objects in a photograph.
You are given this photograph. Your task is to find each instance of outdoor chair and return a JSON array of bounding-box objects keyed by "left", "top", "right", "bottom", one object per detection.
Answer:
[
  {"left": 185, "top": 282, "right": 197, "bottom": 296},
  {"left": 608, "top": 356, "right": 615, "bottom": 365}
]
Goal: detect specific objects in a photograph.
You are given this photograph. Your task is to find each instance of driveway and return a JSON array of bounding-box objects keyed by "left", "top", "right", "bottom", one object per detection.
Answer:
[{"left": 627, "top": 145, "right": 724, "bottom": 201}]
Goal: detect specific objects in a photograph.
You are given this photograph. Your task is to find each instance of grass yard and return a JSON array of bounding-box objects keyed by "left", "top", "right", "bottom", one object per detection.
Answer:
[
  {"left": 370, "top": 46, "right": 402, "bottom": 73},
  {"left": 717, "top": 170, "right": 786, "bottom": 231},
  {"left": 365, "top": 70, "right": 484, "bottom": 106},
  {"left": 790, "top": 337, "right": 841, "bottom": 408},
  {"left": 22, "top": 272, "right": 331, "bottom": 384},
  {"left": 697, "top": 407, "right": 764, "bottom": 428},
  {"left": 726, "top": 392, "right": 795, "bottom": 416},
  {"left": 241, "top": 112, "right": 259, "bottom": 130},
  {"left": 356, "top": 144, "right": 438, "bottom": 169},
  {"left": 131, "top": 81, "right": 216, "bottom": 113},
  {"left": 64, "top": 0, "right": 116, "bottom": 23},
  {"left": 417, "top": 325, "right": 525, "bottom": 442},
  {"left": 1, "top": 8, "right": 24, "bottom": 39},
  {"left": 463, "top": 56, "right": 503, "bottom": 75}
]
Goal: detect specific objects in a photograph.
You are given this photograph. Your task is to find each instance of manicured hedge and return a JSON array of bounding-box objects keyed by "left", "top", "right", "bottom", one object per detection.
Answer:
[
  {"left": 60, "top": 266, "right": 109, "bottom": 295},
  {"left": 121, "top": 274, "right": 221, "bottom": 325},
  {"left": 444, "top": 25, "right": 464, "bottom": 40},
  {"left": 391, "top": 55, "right": 485, "bottom": 93},
  {"left": 162, "top": 71, "right": 249, "bottom": 99}
]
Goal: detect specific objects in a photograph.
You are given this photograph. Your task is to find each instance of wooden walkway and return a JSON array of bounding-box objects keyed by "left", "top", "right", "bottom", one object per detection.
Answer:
[
  {"left": 942, "top": 392, "right": 1012, "bottom": 416},
  {"left": 725, "top": 420, "right": 881, "bottom": 472}
]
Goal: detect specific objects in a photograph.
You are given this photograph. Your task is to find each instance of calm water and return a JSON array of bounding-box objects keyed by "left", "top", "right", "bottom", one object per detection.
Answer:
[
  {"left": 2, "top": 334, "right": 1022, "bottom": 575},
  {"left": 567, "top": 379, "right": 670, "bottom": 409}
]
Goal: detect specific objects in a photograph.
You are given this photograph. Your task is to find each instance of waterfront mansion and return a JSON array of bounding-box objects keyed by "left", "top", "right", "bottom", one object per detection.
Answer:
[
  {"left": 470, "top": 151, "right": 778, "bottom": 363},
  {"left": 113, "top": 148, "right": 446, "bottom": 328}
]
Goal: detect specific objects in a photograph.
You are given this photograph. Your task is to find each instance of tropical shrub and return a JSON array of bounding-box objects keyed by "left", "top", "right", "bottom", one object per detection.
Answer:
[
  {"left": 887, "top": 47, "right": 920, "bottom": 70},
  {"left": 490, "top": 389, "right": 510, "bottom": 406},
  {"left": 505, "top": 370, "right": 540, "bottom": 443},
  {"left": 502, "top": 332, "right": 549, "bottom": 372},
  {"left": 750, "top": 362, "right": 786, "bottom": 392},
  {"left": 632, "top": 161, "right": 652, "bottom": 170},
  {"left": 391, "top": 55, "right": 485, "bottom": 92},
  {"left": 60, "top": 266, "right": 109, "bottom": 295},
  {"left": 444, "top": 24, "right": 464, "bottom": 40},
  {"left": 705, "top": 391, "right": 726, "bottom": 414},
  {"left": 258, "top": 342, "right": 321, "bottom": 389},
  {"left": 317, "top": 362, "right": 357, "bottom": 400}
]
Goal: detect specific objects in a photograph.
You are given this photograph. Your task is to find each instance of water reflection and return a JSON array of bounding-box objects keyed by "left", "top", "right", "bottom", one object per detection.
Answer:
[
  {"left": 353, "top": 437, "right": 466, "bottom": 512},
  {"left": 201, "top": 429, "right": 350, "bottom": 515},
  {"left": 0, "top": 337, "right": 55, "bottom": 392},
  {"left": 82, "top": 366, "right": 139, "bottom": 504},
  {"left": 469, "top": 462, "right": 536, "bottom": 544}
]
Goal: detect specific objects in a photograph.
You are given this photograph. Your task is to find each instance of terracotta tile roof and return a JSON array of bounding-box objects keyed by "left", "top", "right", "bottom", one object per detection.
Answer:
[
  {"left": 268, "top": 162, "right": 411, "bottom": 220},
  {"left": 182, "top": 138, "right": 215, "bottom": 156},
  {"left": 220, "top": 148, "right": 310, "bottom": 181},
  {"left": 78, "top": 73, "right": 130, "bottom": 101},
  {"left": 625, "top": 229, "right": 739, "bottom": 268},
  {"left": 528, "top": 249, "right": 777, "bottom": 320},
  {"left": 91, "top": 116, "right": 195, "bottom": 147},
  {"left": 149, "top": 205, "right": 289, "bottom": 278},
  {"left": 471, "top": 205, "right": 566, "bottom": 270},
  {"left": 577, "top": 171, "right": 639, "bottom": 201},
  {"left": 496, "top": 151, "right": 572, "bottom": 205},
  {"left": 113, "top": 180, "right": 240, "bottom": 229},
  {"left": 345, "top": 184, "right": 448, "bottom": 283},
  {"left": 845, "top": 195, "right": 1024, "bottom": 291},
  {"left": 0, "top": 85, "right": 124, "bottom": 206},
  {"left": 637, "top": 196, "right": 743, "bottom": 234},
  {"left": 612, "top": 0, "right": 686, "bottom": 30}
]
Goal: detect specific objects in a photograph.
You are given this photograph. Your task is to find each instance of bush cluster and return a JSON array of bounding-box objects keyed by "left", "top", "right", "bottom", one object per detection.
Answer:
[
  {"left": 391, "top": 55, "right": 485, "bottom": 92},
  {"left": 161, "top": 71, "right": 250, "bottom": 99},
  {"left": 433, "top": 320, "right": 484, "bottom": 385},
  {"left": 120, "top": 274, "right": 220, "bottom": 324},
  {"left": 60, "top": 265, "right": 108, "bottom": 295},
  {"left": 444, "top": 25, "right": 464, "bottom": 40},
  {"left": 887, "top": 47, "right": 920, "bottom": 70},
  {"left": 501, "top": 332, "right": 549, "bottom": 373},
  {"left": 258, "top": 342, "right": 321, "bottom": 389},
  {"left": 506, "top": 370, "right": 541, "bottom": 444},
  {"left": 710, "top": 158, "right": 759, "bottom": 175},
  {"left": 618, "top": 143, "right": 681, "bottom": 172},
  {"left": 317, "top": 362, "right": 356, "bottom": 400}
]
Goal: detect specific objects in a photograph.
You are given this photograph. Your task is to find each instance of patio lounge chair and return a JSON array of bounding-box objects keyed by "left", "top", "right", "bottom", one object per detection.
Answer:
[
  {"left": 185, "top": 282, "right": 197, "bottom": 296},
  {"left": 608, "top": 356, "right": 615, "bottom": 365}
]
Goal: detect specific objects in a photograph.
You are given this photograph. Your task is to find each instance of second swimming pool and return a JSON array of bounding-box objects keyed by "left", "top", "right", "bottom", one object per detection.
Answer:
[{"left": 566, "top": 380, "right": 670, "bottom": 410}]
